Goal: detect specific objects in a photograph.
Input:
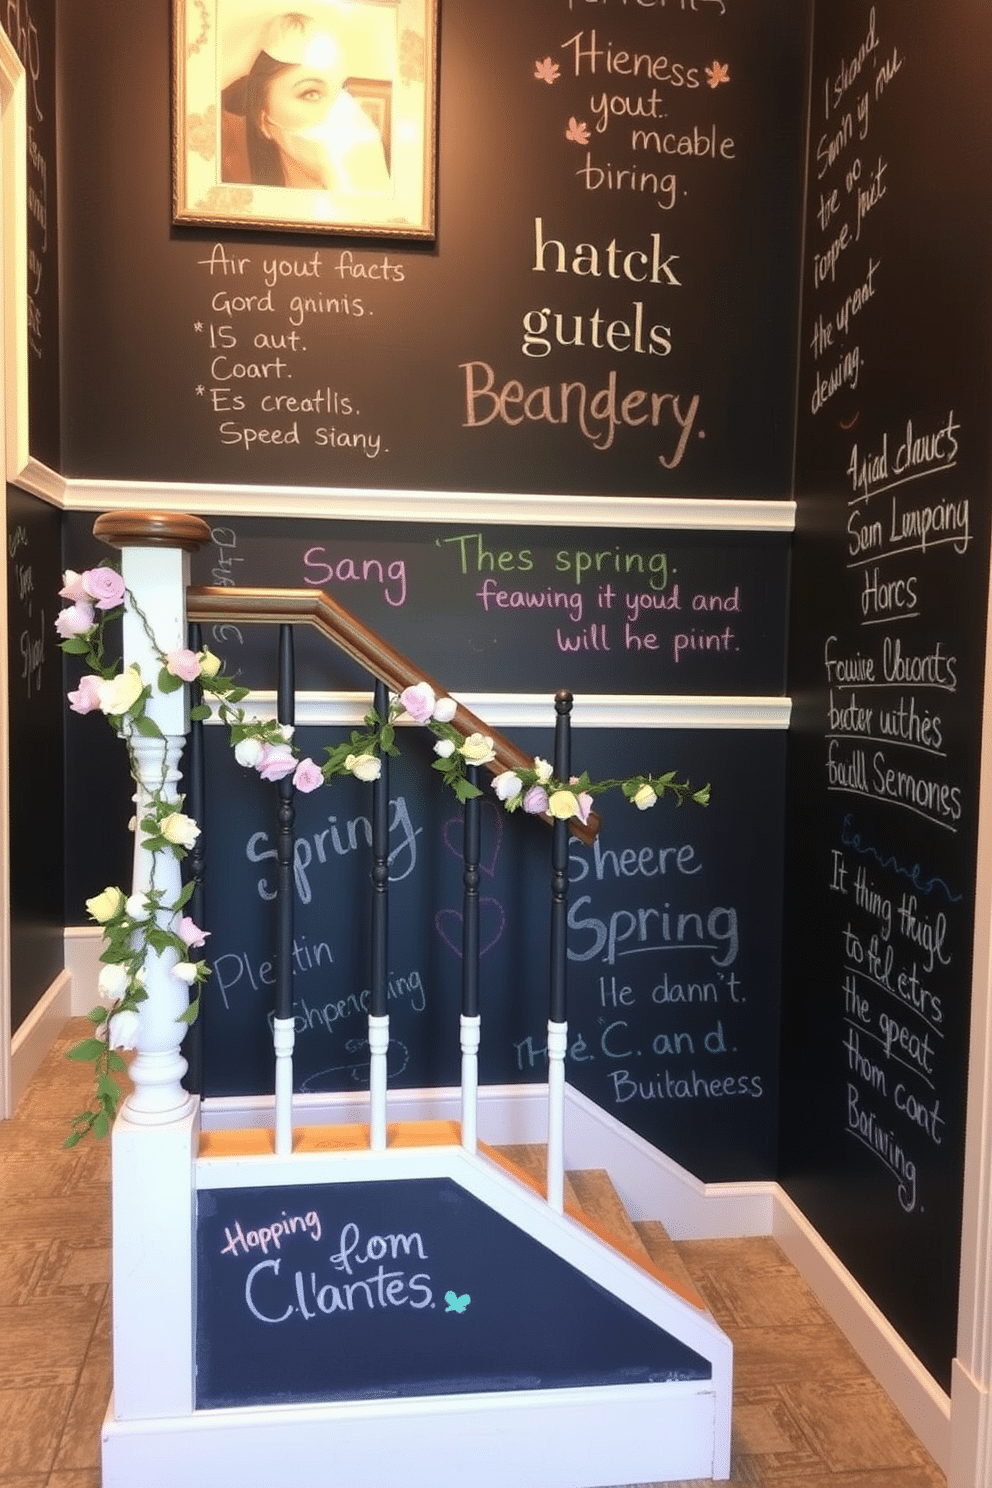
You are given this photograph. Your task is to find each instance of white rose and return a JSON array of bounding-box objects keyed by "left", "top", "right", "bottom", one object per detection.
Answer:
[
  {"left": 125, "top": 891, "right": 150, "bottom": 920},
  {"left": 492, "top": 770, "right": 523, "bottom": 801},
  {"left": 432, "top": 695, "right": 457, "bottom": 723},
  {"left": 434, "top": 738, "right": 456, "bottom": 759},
  {"left": 172, "top": 961, "right": 199, "bottom": 985},
  {"left": 97, "top": 963, "right": 129, "bottom": 1002},
  {"left": 107, "top": 1009, "right": 141, "bottom": 1050},
  {"left": 533, "top": 757, "right": 554, "bottom": 784},
  {"left": 346, "top": 752, "right": 382, "bottom": 782},
  {"left": 234, "top": 737, "right": 265, "bottom": 767}
]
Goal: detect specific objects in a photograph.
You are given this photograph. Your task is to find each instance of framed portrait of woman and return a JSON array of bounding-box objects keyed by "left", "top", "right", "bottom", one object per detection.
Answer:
[{"left": 173, "top": 0, "right": 438, "bottom": 239}]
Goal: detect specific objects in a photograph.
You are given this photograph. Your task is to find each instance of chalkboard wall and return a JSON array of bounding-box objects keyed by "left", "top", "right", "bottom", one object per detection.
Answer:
[
  {"left": 195, "top": 722, "right": 784, "bottom": 1183},
  {"left": 2, "top": 0, "right": 60, "bottom": 470},
  {"left": 58, "top": 0, "right": 810, "bottom": 496},
  {"left": 5, "top": 486, "right": 64, "bottom": 1031},
  {"left": 782, "top": 0, "right": 992, "bottom": 1388}
]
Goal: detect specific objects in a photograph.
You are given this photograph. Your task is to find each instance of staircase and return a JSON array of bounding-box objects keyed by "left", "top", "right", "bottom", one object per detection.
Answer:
[{"left": 89, "top": 514, "right": 732, "bottom": 1488}]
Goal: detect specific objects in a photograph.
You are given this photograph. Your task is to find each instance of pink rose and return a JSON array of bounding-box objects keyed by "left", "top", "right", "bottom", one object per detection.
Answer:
[
  {"left": 59, "top": 569, "right": 88, "bottom": 603},
  {"left": 293, "top": 758, "right": 324, "bottom": 793},
  {"left": 166, "top": 648, "right": 202, "bottom": 682},
  {"left": 399, "top": 682, "right": 436, "bottom": 723},
  {"left": 82, "top": 567, "right": 126, "bottom": 610},
  {"left": 256, "top": 743, "right": 296, "bottom": 781},
  {"left": 67, "top": 674, "right": 105, "bottom": 714},
  {"left": 177, "top": 915, "right": 209, "bottom": 949},
  {"left": 55, "top": 601, "right": 95, "bottom": 639},
  {"left": 522, "top": 785, "right": 549, "bottom": 814}
]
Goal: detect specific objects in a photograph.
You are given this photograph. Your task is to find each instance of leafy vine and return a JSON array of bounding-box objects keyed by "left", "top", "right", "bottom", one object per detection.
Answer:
[{"left": 56, "top": 565, "right": 708, "bottom": 1142}]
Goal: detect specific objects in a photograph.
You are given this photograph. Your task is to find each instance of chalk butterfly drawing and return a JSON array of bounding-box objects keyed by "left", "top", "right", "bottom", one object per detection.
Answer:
[{"left": 444, "top": 1291, "right": 471, "bottom": 1313}]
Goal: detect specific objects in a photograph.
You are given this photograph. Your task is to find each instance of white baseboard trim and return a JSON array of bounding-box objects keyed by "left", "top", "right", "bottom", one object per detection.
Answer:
[
  {"left": 773, "top": 1186, "right": 951, "bottom": 1468},
  {"left": 10, "top": 969, "right": 72, "bottom": 1113},
  {"left": 65, "top": 925, "right": 103, "bottom": 1014}
]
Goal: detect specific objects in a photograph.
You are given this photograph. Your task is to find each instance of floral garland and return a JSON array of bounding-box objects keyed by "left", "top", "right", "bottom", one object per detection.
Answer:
[{"left": 56, "top": 564, "right": 708, "bottom": 1142}]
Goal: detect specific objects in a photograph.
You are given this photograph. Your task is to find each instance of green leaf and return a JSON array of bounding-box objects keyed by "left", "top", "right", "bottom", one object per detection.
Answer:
[
  {"left": 189, "top": 704, "right": 211, "bottom": 722},
  {"left": 65, "top": 1039, "right": 106, "bottom": 1063},
  {"left": 178, "top": 997, "right": 201, "bottom": 1026},
  {"left": 107, "top": 1051, "right": 129, "bottom": 1074},
  {"left": 157, "top": 666, "right": 183, "bottom": 694},
  {"left": 63, "top": 1129, "right": 85, "bottom": 1149},
  {"left": 92, "top": 1111, "right": 110, "bottom": 1139},
  {"left": 97, "top": 1073, "right": 119, "bottom": 1103},
  {"left": 86, "top": 1006, "right": 108, "bottom": 1024},
  {"left": 60, "top": 636, "right": 93, "bottom": 655},
  {"left": 131, "top": 712, "right": 164, "bottom": 739}
]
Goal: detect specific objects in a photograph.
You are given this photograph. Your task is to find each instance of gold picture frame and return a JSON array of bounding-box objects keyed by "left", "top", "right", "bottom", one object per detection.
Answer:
[{"left": 173, "top": 0, "right": 437, "bottom": 239}]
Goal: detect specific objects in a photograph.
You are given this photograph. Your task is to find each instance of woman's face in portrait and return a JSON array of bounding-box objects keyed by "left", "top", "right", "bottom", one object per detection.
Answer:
[{"left": 263, "top": 54, "right": 343, "bottom": 137}]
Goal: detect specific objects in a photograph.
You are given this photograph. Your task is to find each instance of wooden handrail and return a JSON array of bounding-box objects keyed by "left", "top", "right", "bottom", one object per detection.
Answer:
[{"left": 186, "top": 585, "right": 600, "bottom": 844}]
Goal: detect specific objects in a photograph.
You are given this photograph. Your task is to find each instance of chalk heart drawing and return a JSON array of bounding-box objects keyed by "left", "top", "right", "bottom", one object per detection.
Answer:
[
  {"left": 435, "top": 899, "right": 506, "bottom": 958},
  {"left": 442, "top": 800, "right": 504, "bottom": 878},
  {"left": 438, "top": 800, "right": 507, "bottom": 956},
  {"left": 444, "top": 1291, "right": 471, "bottom": 1314}
]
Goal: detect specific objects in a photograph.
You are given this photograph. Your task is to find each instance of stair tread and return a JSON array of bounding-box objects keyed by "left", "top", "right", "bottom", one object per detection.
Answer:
[
  {"left": 492, "top": 1146, "right": 706, "bottom": 1311},
  {"left": 634, "top": 1220, "right": 706, "bottom": 1301}
]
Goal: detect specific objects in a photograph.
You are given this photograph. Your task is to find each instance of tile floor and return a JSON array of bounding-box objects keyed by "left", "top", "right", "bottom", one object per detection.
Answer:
[{"left": 0, "top": 1021, "right": 947, "bottom": 1487}]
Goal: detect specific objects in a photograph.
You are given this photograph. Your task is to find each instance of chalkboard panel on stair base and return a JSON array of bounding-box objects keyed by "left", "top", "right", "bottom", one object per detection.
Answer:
[{"left": 195, "top": 1175, "right": 711, "bottom": 1409}]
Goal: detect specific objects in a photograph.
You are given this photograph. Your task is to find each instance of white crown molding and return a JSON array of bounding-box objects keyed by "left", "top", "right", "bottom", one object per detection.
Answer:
[
  {"left": 209, "top": 691, "right": 791, "bottom": 731},
  {"left": 42, "top": 474, "right": 796, "bottom": 532}
]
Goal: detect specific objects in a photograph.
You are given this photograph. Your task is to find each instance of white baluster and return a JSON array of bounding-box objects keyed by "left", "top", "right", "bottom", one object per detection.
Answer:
[
  {"left": 368, "top": 1013, "right": 390, "bottom": 1150},
  {"left": 460, "top": 1013, "right": 482, "bottom": 1153},
  {"left": 546, "top": 1019, "right": 568, "bottom": 1212},
  {"left": 115, "top": 539, "right": 196, "bottom": 1124}
]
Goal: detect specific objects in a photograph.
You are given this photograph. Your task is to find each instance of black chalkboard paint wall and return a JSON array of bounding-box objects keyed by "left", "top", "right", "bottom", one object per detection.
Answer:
[
  {"left": 1, "top": 0, "right": 60, "bottom": 470},
  {"left": 195, "top": 723, "right": 784, "bottom": 1184},
  {"left": 57, "top": 0, "right": 810, "bottom": 496},
  {"left": 5, "top": 486, "right": 64, "bottom": 1031},
  {"left": 782, "top": 0, "right": 992, "bottom": 1388}
]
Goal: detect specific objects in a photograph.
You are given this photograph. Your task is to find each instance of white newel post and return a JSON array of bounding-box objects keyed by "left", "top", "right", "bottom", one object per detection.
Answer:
[{"left": 94, "top": 512, "right": 211, "bottom": 1421}]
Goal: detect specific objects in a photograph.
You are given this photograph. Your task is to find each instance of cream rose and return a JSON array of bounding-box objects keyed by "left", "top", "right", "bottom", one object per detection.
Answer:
[
  {"left": 98, "top": 665, "right": 144, "bottom": 717},
  {"left": 459, "top": 732, "right": 497, "bottom": 766},
  {"left": 160, "top": 812, "right": 201, "bottom": 849},
  {"left": 633, "top": 783, "right": 658, "bottom": 810},
  {"left": 86, "top": 885, "right": 124, "bottom": 923}
]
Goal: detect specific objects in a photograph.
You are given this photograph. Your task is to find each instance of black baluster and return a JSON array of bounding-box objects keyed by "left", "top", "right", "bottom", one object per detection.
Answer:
[
  {"left": 368, "top": 679, "right": 391, "bottom": 1150},
  {"left": 275, "top": 625, "right": 296, "bottom": 1024},
  {"left": 273, "top": 625, "right": 297, "bottom": 1154},
  {"left": 549, "top": 690, "right": 573, "bottom": 1026},
  {"left": 370, "top": 679, "right": 389, "bottom": 1021},
  {"left": 462, "top": 764, "right": 481, "bottom": 1018},
  {"left": 461, "top": 764, "right": 483, "bottom": 1151}
]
